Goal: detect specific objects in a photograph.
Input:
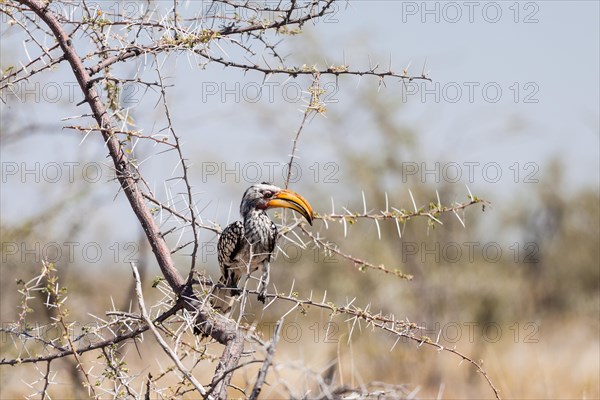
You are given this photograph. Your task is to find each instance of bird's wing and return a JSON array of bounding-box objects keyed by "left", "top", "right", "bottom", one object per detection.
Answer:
[
  {"left": 266, "top": 220, "right": 277, "bottom": 262},
  {"left": 217, "top": 220, "right": 245, "bottom": 284}
]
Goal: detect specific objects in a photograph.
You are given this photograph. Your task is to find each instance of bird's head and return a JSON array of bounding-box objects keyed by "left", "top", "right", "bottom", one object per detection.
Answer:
[{"left": 240, "top": 182, "right": 314, "bottom": 225}]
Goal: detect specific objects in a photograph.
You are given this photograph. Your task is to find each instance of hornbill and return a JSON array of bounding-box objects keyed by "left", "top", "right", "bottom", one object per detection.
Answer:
[{"left": 211, "top": 182, "right": 314, "bottom": 312}]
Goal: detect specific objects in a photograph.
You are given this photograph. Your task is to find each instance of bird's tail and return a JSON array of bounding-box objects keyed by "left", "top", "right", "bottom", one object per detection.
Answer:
[{"left": 210, "top": 275, "right": 241, "bottom": 314}]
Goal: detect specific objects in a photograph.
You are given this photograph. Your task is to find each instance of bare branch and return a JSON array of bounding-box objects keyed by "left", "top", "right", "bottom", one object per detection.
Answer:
[
  {"left": 154, "top": 66, "right": 201, "bottom": 289},
  {"left": 2, "top": 2, "right": 503, "bottom": 399},
  {"left": 131, "top": 263, "right": 209, "bottom": 398},
  {"left": 318, "top": 197, "right": 488, "bottom": 223},
  {"left": 248, "top": 289, "right": 501, "bottom": 400},
  {"left": 300, "top": 225, "right": 414, "bottom": 279},
  {"left": 0, "top": 304, "right": 179, "bottom": 366},
  {"left": 209, "top": 331, "right": 246, "bottom": 399},
  {"left": 15, "top": 0, "right": 186, "bottom": 294},
  {"left": 285, "top": 73, "right": 325, "bottom": 188},
  {"left": 249, "top": 320, "right": 282, "bottom": 400}
]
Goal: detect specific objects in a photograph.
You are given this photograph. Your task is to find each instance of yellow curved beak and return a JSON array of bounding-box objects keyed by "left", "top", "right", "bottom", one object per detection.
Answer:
[{"left": 267, "top": 189, "right": 314, "bottom": 225}]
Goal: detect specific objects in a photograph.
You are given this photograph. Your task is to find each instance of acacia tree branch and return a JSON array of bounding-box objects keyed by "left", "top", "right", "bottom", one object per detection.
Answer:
[
  {"left": 142, "top": 192, "right": 221, "bottom": 234},
  {"left": 15, "top": 5, "right": 244, "bottom": 389},
  {"left": 249, "top": 321, "right": 282, "bottom": 400},
  {"left": 131, "top": 264, "right": 209, "bottom": 398},
  {"left": 299, "top": 225, "right": 414, "bottom": 279},
  {"left": 209, "top": 331, "right": 246, "bottom": 399},
  {"left": 16, "top": 0, "right": 185, "bottom": 294},
  {"left": 154, "top": 67, "right": 201, "bottom": 289},
  {"left": 285, "top": 108, "right": 311, "bottom": 189},
  {"left": 248, "top": 290, "right": 501, "bottom": 400},
  {"left": 13, "top": 3, "right": 248, "bottom": 396},
  {"left": 85, "top": 42, "right": 431, "bottom": 82},
  {"left": 6, "top": 2, "right": 500, "bottom": 399},
  {"left": 285, "top": 73, "right": 325, "bottom": 189},
  {"left": 0, "top": 304, "right": 179, "bottom": 366}
]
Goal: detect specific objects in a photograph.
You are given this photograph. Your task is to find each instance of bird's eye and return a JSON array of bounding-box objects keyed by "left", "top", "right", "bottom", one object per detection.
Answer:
[{"left": 264, "top": 191, "right": 273, "bottom": 198}]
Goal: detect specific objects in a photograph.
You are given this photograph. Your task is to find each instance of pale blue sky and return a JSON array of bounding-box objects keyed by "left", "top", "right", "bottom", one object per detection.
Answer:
[{"left": 1, "top": 1, "right": 598, "bottom": 248}]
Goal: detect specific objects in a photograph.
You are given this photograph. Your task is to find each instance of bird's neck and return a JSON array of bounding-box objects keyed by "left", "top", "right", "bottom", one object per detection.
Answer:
[
  {"left": 242, "top": 209, "right": 276, "bottom": 245},
  {"left": 243, "top": 208, "right": 269, "bottom": 225}
]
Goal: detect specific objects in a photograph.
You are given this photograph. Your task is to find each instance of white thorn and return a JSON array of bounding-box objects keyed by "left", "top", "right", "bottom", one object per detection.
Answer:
[
  {"left": 385, "top": 191, "right": 389, "bottom": 213},
  {"left": 395, "top": 217, "right": 402, "bottom": 239},
  {"left": 408, "top": 189, "right": 418, "bottom": 213},
  {"left": 452, "top": 209, "right": 466, "bottom": 228},
  {"left": 466, "top": 184, "right": 474, "bottom": 201},
  {"left": 428, "top": 213, "right": 443, "bottom": 225},
  {"left": 362, "top": 190, "right": 367, "bottom": 215}
]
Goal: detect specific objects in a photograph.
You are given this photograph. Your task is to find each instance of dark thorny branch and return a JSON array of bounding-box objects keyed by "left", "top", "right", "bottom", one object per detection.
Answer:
[
  {"left": 249, "top": 320, "right": 282, "bottom": 399},
  {"left": 1, "top": 0, "right": 429, "bottom": 98}
]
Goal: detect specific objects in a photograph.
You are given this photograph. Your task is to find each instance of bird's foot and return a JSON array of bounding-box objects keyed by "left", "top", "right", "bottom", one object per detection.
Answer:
[{"left": 257, "top": 290, "right": 267, "bottom": 303}]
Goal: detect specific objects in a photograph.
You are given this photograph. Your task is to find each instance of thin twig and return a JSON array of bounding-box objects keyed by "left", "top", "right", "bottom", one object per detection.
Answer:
[
  {"left": 246, "top": 290, "right": 501, "bottom": 400},
  {"left": 131, "top": 263, "right": 210, "bottom": 398},
  {"left": 155, "top": 66, "right": 201, "bottom": 289},
  {"left": 249, "top": 320, "right": 282, "bottom": 400},
  {"left": 285, "top": 111, "right": 310, "bottom": 189},
  {"left": 40, "top": 361, "right": 52, "bottom": 400},
  {"left": 0, "top": 304, "right": 180, "bottom": 366},
  {"left": 299, "top": 225, "right": 413, "bottom": 280}
]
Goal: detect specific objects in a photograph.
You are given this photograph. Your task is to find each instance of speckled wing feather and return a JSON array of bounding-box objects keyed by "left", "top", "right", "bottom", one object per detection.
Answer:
[
  {"left": 217, "top": 221, "right": 244, "bottom": 286},
  {"left": 212, "top": 221, "right": 244, "bottom": 312}
]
